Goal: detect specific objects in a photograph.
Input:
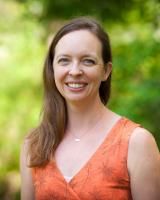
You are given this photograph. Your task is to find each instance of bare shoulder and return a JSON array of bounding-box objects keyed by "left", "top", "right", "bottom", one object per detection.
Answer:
[
  {"left": 128, "top": 127, "right": 160, "bottom": 200},
  {"left": 20, "top": 138, "right": 30, "bottom": 170},
  {"left": 128, "top": 127, "right": 160, "bottom": 165},
  {"left": 129, "top": 127, "right": 159, "bottom": 149},
  {"left": 20, "top": 138, "right": 35, "bottom": 200}
]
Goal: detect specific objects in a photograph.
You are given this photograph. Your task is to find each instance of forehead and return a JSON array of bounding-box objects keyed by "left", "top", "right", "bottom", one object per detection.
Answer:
[{"left": 54, "top": 30, "right": 102, "bottom": 56}]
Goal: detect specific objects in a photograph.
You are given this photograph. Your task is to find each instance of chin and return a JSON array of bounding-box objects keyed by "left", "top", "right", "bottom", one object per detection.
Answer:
[{"left": 64, "top": 95, "right": 89, "bottom": 103}]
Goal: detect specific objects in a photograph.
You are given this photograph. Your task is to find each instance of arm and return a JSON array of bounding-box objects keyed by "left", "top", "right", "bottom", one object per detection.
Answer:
[
  {"left": 128, "top": 127, "right": 160, "bottom": 200},
  {"left": 20, "top": 140, "right": 35, "bottom": 200}
]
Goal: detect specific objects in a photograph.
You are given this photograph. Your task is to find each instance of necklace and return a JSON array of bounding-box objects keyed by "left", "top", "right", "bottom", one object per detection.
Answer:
[{"left": 69, "top": 109, "right": 105, "bottom": 142}]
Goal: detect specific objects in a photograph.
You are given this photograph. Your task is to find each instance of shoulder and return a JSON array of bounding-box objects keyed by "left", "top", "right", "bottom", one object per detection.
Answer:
[
  {"left": 20, "top": 138, "right": 32, "bottom": 177},
  {"left": 128, "top": 127, "right": 159, "bottom": 162},
  {"left": 20, "top": 138, "right": 29, "bottom": 166},
  {"left": 128, "top": 127, "right": 160, "bottom": 199},
  {"left": 20, "top": 136, "right": 32, "bottom": 165},
  {"left": 20, "top": 129, "right": 36, "bottom": 167},
  {"left": 20, "top": 138, "right": 35, "bottom": 200},
  {"left": 128, "top": 127, "right": 160, "bottom": 169}
]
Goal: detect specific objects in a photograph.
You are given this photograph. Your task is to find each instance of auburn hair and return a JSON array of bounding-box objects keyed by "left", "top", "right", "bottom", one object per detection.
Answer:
[{"left": 27, "top": 17, "right": 112, "bottom": 167}]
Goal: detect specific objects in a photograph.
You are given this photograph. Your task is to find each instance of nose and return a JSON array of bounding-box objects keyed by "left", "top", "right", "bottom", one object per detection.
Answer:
[{"left": 68, "top": 62, "right": 83, "bottom": 76}]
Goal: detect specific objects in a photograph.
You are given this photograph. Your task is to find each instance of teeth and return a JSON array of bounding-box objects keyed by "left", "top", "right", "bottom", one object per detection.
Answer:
[{"left": 67, "top": 83, "right": 85, "bottom": 88}]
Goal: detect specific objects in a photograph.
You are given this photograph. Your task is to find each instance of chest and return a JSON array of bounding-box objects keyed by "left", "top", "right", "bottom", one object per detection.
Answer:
[
  {"left": 33, "top": 117, "right": 135, "bottom": 200},
  {"left": 34, "top": 134, "right": 132, "bottom": 200},
  {"left": 54, "top": 129, "right": 108, "bottom": 178}
]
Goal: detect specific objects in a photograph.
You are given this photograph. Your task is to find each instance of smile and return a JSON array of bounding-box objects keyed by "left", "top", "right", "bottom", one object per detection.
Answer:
[{"left": 66, "top": 83, "right": 87, "bottom": 89}]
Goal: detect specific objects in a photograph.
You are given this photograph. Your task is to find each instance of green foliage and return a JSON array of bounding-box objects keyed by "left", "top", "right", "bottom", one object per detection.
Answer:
[
  {"left": 0, "top": 1, "right": 45, "bottom": 199},
  {"left": 41, "top": 0, "right": 133, "bottom": 21},
  {"left": 0, "top": 0, "right": 160, "bottom": 199},
  {"left": 37, "top": 0, "right": 160, "bottom": 25},
  {"left": 109, "top": 23, "right": 160, "bottom": 147}
]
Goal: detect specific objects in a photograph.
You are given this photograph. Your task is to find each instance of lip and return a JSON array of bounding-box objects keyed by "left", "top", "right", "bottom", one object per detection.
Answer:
[
  {"left": 65, "top": 82, "right": 88, "bottom": 91},
  {"left": 65, "top": 81, "right": 88, "bottom": 86},
  {"left": 65, "top": 81, "right": 88, "bottom": 84}
]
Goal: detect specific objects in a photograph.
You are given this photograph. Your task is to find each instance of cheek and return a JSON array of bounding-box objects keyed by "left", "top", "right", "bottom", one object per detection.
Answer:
[
  {"left": 87, "top": 70, "right": 104, "bottom": 83},
  {"left": 54, "top": 76, "right": 64, "bottom": 97},
  {"left": 54, "top": 72, "right": 62, "bottom": 89},
  {"left": 54, "top": 67, "right": 63, "bottom": 81},
  {"left": 53, "top": 68, "right": 67, "bottom": 92}
]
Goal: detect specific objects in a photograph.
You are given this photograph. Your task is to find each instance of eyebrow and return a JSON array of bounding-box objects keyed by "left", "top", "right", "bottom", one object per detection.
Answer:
[
  {"left": 82, "top": 54, "right": 97, "bottom": 59},
  {"left": 54, "top": 55, "right": 69, "bottom": 62},
  {"left": 56, "top": 53, "right": 98, "bottom": 60}
]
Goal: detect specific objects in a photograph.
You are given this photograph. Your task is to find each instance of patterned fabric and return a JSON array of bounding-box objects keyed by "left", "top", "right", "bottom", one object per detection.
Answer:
[{"left": 32, "top": 117, "right": 140, "bottom": 200}]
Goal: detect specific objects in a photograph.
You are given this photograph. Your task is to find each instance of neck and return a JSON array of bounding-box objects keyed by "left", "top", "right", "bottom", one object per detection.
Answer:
[{"left": 66, "top": 95, "right": 107, "bottom": 133}]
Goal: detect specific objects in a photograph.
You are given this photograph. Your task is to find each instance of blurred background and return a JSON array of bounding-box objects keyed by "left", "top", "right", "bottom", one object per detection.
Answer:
[{"left": 0, "top": 0, "right": 160, "bottom": 199}]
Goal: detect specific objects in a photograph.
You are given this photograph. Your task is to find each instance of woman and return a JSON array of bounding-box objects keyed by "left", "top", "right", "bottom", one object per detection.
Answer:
[{"left": 20, "top": 17, "right": 160, "bottom": 200}]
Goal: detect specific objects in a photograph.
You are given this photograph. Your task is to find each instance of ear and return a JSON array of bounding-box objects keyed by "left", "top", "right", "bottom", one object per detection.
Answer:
[{"left": 102, "top": 62, "right": 112, "bottom": 81}]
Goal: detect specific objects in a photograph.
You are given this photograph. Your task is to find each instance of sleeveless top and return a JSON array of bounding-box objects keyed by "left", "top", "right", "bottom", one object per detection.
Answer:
[{"left": 32, "top": 117, "right": 140, "bottom": 200}]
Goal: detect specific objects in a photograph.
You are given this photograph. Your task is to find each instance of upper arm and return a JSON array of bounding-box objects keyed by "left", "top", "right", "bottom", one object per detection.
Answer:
[
  {"left": 128, "top": 127, "right": 160, "bottom": 200},
  {"left": 20, "top": 140, "right": 35, "bottom": 200}
]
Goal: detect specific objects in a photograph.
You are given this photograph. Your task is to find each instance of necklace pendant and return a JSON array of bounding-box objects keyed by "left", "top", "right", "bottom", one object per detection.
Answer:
[{"left": 75, "top": 138, "right": 80, "bottom": 142}]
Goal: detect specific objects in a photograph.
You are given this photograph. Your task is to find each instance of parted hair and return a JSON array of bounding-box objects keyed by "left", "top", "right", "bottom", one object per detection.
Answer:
[{"left": 27, "top": 17, "right": 112, "bottom": 167}]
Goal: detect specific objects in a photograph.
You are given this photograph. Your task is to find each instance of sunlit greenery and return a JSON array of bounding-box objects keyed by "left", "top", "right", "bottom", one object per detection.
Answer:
[{"left": 0, "top": 0, "right": 159, "bottom": 199}]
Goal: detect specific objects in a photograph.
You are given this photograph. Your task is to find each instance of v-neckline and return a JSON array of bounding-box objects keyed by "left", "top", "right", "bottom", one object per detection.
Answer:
[{"left": 49, "top": 116, "right": 125, "bottom": 185}]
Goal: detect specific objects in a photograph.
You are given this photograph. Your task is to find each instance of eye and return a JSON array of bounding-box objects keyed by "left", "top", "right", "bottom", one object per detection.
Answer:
[
  {"left": 82, "top": 59, "right": 95, "bottom": 66},
  {"left": 57, "top": 58, "right": 70, "bottom": 66}
]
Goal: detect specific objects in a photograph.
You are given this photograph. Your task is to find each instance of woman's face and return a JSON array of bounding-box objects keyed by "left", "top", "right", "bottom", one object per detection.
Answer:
[{"left": 53, "top": 30, "right": 110, "bottom": 105}]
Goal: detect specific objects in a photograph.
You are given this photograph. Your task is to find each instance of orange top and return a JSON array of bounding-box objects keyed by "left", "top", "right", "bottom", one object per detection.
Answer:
[{"left": 32, "top": 117, "right": 140, "bottom": 200}]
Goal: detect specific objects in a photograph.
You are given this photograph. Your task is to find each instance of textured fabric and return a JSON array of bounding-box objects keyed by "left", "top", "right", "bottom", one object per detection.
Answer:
[{"left": 32, "top": 117, "right": 140, "bottom": 200}]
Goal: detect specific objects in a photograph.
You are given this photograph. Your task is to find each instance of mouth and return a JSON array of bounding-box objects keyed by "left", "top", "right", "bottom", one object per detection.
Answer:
[{"left": 66, "top": 82, "right": 88, "bottom": 89}]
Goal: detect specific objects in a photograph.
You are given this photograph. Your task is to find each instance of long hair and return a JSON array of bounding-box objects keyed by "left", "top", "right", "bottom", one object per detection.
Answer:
[{"left": 27, "top": 17, "right": 112, "bottom": 167}]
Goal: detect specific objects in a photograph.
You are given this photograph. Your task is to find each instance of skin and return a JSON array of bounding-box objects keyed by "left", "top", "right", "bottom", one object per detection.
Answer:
[
  {"left": 128, "top": 128, "right": 160, "bottom": 200},
  {"left": 20, "top": 30, "right": 160, "bottom": 200},
  {"left": 53, "top": 30, "right": 111, "bottom": 107},
  {"left": 20, "top": 140, "right": 34, "bottom": 200}
]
